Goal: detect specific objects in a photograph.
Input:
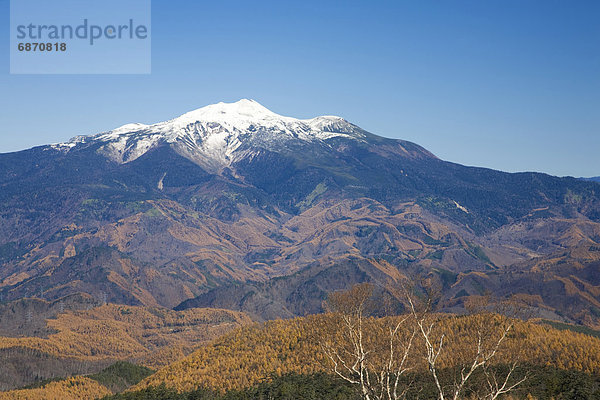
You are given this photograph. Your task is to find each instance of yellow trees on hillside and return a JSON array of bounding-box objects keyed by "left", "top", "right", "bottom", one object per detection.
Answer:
[
  {"left": 0, "top": 377, "right": 111, "bottom": 400},
  {"left": 0, "top": 304, "right": 251, "bottom": 369},
  {"left": 136, "top": 307, "right": 600, "bottom": 394}
]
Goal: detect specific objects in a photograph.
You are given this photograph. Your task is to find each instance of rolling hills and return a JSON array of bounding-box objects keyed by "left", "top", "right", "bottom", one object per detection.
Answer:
[
  {"left": 5, "top": 312, "right": 600, "bottom": 399},
  {"left": 0, "top": 300, "right": 250, "bottom": 390}
]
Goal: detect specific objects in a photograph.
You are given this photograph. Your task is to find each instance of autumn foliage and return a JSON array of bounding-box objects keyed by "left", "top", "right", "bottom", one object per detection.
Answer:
[
  {"left": 0, "top": 377, "right": 111, "bottom": 400},
  {"left": 135, "top": 312, "right": 600, "bottom": 394},
  {"left": 0, "top": 304, "right": 251, "bottom": 369}
]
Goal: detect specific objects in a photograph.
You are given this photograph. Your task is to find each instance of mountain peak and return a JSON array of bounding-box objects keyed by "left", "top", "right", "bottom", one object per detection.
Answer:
[
  {"left": 173, "top": 99, "right": 281, "bottom": 127},
  {"left": 167, "top": 99, "right": 296, "bottom": 131}
]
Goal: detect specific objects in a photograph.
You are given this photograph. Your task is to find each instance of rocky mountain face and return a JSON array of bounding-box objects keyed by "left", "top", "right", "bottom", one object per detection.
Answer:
[{"left": 1, "top": 100, "right": 599, "bottom": 325}]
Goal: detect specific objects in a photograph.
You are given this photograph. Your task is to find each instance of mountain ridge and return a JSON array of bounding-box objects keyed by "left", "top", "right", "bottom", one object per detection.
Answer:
[{"left": 51, "top": 99, "right": 434, "bottom": 171}]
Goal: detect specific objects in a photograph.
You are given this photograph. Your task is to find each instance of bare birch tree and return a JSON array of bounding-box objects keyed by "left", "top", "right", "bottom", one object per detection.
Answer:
[
  {"left": 405, "top": 288, "right": 526, "bottom": 400},
  {"left": 320, "top": 283, "right": 417, "bottom": 400}
]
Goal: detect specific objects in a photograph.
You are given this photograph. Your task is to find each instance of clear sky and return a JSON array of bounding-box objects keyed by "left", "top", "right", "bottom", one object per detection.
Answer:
[{"left": 1, "top": 0, "right": 598, "bottom": 177}]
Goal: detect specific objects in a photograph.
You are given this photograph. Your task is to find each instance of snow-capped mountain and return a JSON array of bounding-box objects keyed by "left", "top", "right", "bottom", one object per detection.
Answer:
[
  {"left": 59, "top": 99, "right": 368, "bottom": 170},
  {"left": 2, "top": 100, "right": 600, "bottom": 326}
]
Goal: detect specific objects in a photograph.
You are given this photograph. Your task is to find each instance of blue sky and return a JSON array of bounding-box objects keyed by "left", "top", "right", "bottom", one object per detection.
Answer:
[{"left": 1, "top": 0, "right": 598, "bottom": 177}]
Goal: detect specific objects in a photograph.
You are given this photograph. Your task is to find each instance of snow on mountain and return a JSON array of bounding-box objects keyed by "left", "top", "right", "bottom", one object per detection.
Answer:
[{"left": 62, "top": 99, "right": 366, "bottom": 170}]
